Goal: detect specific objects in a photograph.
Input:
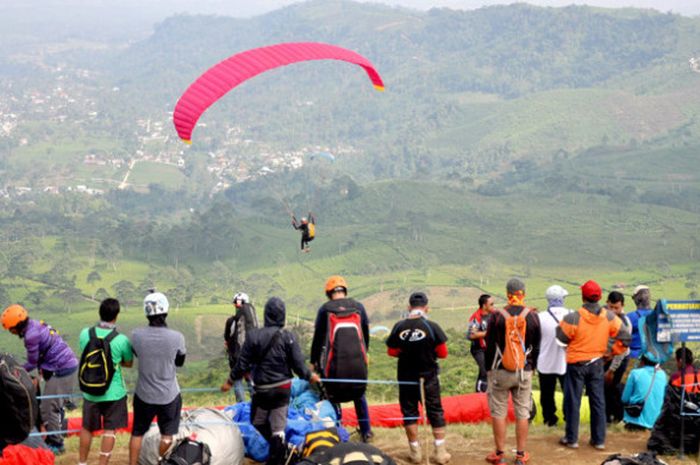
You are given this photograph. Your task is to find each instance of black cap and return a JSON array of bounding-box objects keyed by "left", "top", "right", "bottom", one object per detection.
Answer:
[{"left": 409, "top": 292, "right": 429, "bottom": 307}]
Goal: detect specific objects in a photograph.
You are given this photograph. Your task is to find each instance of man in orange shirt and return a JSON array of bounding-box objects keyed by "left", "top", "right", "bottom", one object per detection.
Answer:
[{"left": 556, "top": 280, "right": 630, "bottom": 450}]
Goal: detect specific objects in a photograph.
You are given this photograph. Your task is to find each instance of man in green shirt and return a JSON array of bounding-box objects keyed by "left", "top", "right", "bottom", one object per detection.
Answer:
[{"left": 78, "top": 298, "right": 133, "bottom": 465}]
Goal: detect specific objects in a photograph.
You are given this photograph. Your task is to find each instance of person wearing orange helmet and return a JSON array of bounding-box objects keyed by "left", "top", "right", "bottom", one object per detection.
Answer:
[
  {"left": 1, "top": 304, "right": 78, "bottom": 455},
  {"left": 310, "top": 276, "right": 373, "bottom": 442}
]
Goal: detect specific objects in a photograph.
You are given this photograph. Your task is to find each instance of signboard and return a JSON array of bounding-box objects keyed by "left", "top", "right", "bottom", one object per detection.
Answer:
[{"left": 656, "top": 299, "right": 700, "bottom": 343}]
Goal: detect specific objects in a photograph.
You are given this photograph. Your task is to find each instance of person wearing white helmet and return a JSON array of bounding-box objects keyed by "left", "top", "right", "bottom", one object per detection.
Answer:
[
  {"left": 537, "top": 285, "right": 571, "bottom": 427},
  {"left": 222, "top": 291, "right": 259, "bottom": 402},
  {"left": 128, "top": 292, "right": 186, "bottom": 465}
]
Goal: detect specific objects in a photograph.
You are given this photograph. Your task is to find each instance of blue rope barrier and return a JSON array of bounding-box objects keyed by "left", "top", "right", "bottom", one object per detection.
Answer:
[{"left": 36, "top": 378, "right": 413, "bottom": 400}]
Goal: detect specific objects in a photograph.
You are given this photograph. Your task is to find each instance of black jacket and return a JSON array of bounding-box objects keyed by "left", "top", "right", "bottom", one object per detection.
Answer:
[
  {"left": 229, "top": 297, "right": 310, "bottom": 388},
  {"left": 224, "top": 303, "right": 258, "bottom": 359}
]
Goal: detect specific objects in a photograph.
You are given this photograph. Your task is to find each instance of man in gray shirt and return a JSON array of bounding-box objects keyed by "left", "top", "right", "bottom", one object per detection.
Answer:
[{"left": 128, "top": 292, "right": 186, "bottom": 465}]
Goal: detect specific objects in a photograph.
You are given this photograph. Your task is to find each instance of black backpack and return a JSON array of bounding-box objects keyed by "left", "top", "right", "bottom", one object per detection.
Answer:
[
  {"left": 319, "top": 299, "right": 368, "bottom": 403},
  {"left": 0, "top": 353, "right": 38, "bottom": 444},
  {"left": 79, "top": 327, "right": 118, "bottom": 396},
  {"left": 601, "top": 452, "right": 667, "bottom": 465},
  {"left": 298, "top": 442, "right": 396, "bottom": 465},
  {"left": 164, "top": 438, "right": 211, "bottom": 465}
]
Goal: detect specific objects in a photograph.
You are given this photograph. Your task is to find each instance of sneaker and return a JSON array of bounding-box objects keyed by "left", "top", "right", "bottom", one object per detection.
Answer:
[
  {"left": 559, "top": 437, "right": 579, "bottom": 449},
  {"left": 589, "top": 440, "right": 605, "bottom": 450},
  {"left": 486, "top": 451, "right": 506, "bottom": 464},
  {"left": 514, "top": 451, "right": 530, "bottom": 465},
  {"left": 409, "top": 443, "right": 422, "bottom": 464},
  {"left": 432, "top": 443, "right": 451, "bottom": 464}
]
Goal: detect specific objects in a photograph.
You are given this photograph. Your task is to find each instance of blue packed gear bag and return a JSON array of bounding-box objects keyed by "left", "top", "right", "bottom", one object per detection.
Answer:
[{"left": 224, "top": 379, "right": 348, "bottom": 462}]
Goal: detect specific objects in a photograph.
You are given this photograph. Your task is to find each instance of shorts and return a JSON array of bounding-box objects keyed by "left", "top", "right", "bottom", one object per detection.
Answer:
[
  {"left": 487, "top": 369, "right": 533, "bottom": 420},
  {"left": 399, "top": 373, "right": 445, "bottom": 428},
  {"left": 132, "top": 394, "right": 182, "bottom": 437},
  {"left": 82, "top": 396, "right": 129, "bottom": 432}
]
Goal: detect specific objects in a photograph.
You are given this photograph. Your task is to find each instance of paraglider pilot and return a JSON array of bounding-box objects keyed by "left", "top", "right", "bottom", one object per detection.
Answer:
[{"left": 291, "top": 213, "right": 315, "bottom": 252}]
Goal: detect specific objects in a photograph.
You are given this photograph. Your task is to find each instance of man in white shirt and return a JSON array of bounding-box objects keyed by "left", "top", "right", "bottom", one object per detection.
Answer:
[{"left": 537, "top": 285, "right": 571, "bottom": 427}]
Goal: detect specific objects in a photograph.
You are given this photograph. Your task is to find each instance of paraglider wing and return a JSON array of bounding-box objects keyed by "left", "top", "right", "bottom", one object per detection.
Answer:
[
  {"left": 173, "top": 42, "right": 385, "bottom": 143},
  {"left": 308, "top": 151, "right": 336, "bottom": 162}
]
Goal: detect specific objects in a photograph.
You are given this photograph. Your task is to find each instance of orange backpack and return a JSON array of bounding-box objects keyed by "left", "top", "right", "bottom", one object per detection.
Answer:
[{"left": 493, "top": 308, "right": 532, "bottom": 372}]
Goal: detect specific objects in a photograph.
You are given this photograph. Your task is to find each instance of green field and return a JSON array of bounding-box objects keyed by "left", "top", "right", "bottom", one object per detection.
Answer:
[{"left": 127, "top": 161, "right": 186, "bottom": 190}]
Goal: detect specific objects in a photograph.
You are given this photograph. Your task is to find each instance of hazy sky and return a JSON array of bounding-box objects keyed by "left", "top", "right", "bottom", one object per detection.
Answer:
[
  {"left": 151, "top": 0, "right": 700, "bottom": 17},
  {"left": 3, "top": 0, "right": 697, "bottom": 45}
]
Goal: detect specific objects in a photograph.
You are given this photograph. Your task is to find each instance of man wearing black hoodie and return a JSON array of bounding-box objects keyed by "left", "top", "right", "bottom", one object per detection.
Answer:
[{"left": 222, "top": 297, "right": 319, "bottom": 465}]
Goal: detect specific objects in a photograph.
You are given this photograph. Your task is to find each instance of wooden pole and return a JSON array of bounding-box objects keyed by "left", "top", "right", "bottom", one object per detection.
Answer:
[{"left": 420, "top": 377, "right": 429, "bottom": 465}]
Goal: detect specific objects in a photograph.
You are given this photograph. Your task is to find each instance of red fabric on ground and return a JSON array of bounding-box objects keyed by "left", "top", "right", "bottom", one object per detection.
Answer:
[
  {"left": 0, "top": 445, "right": 54, "bottom": 465},
  {"left": 341, "top": 392, "right": 515, "bottom": 427}
]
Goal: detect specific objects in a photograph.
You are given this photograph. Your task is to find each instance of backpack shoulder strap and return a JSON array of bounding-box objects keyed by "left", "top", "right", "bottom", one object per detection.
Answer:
[
  {"left": 104, "top": 329, "right": 119, "bottom": 344},
  {"left": 547, "top": 308, "right": 560, "bottom": 323},
  {"left": 259, "top": 329, "right": 284, "bottom": 362},
  {"left": 520, "top": 307, "right": 532, "bottom": 319},
  {"left": 89, "top": 326, "right": 97, "bottom": 340}
]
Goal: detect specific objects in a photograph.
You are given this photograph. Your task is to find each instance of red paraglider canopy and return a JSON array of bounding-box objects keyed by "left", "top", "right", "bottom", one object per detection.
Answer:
[{"left": 173, "top": 42, "right": 385, "bottom": 143}]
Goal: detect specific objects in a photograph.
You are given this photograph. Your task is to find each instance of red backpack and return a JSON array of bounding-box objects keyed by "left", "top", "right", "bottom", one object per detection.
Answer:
[{"left": 320, "top": 300, "right": 368, "bottom": 403}]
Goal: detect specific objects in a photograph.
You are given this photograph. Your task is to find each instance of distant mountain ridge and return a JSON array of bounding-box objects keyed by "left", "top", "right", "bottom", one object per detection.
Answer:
[{"left": 99, "top": 0, "right": 700, "bottom": 177}]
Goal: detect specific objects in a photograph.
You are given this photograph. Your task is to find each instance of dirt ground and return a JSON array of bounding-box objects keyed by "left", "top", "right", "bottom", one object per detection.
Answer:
[{"left": 55, "top": 427, "right": 696, "bottom": 465}]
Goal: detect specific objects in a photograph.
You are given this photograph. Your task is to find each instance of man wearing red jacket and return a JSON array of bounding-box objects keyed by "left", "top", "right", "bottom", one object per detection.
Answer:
[{"left": 386, "top": 292, "right": 450, "bottom": 465}]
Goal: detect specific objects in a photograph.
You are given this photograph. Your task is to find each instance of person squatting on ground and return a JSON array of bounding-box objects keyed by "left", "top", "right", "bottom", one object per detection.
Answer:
[
  {"left": 128, "top": 292, "right": 187, "bottom": 465},
  {"left": 670, "top": 347, "right": 698, "bottom": 387},
  {"left": 603, "top": 291, "right": 631, "bottom": 424},
  {"left": 627, "top": 285, "right": 652, "bottom": 361},
  {"left": 292, "top": 213, "right": 315, "bottom": 252},
  {"left": 484, "top": 278, "right": 541, "bottom": 465},
  {"left": 78, "top": 298, "right": 133, "bottom": 465},
  {"left": 310, "top": 276, "right": 374, "bottom": 442},
  {"left": 224, "top": 297, "right": 320, "bottom": 465},
  {"left": 468, "top": 294, "right": 493, "bottom": 393},
  {"left": 621, "top": 355, "right": 667, "bottom": 431},
  {"left": 386, "top": 292, "right": 451, "bottom": 464},
  {"left": 536, "top": 285, "right": 571, "bottom": 427},
  {"left": 556, "top": 280, "right": 631, "bottom": 451},
  {"left": 223, "top": 291, "right": 259, "bottom": 402},
  {"left": 1, "top": 304, "right": 78, "bottom": 454}
]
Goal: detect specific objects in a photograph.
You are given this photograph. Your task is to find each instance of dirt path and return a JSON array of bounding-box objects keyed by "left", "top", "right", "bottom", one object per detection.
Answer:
[{"left": 56, "top": 429, "right": 695, "bottom": 465}]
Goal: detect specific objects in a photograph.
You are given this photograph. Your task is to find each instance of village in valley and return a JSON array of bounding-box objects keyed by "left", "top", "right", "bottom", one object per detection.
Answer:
[{"left": 0, "top": 62, "right": 354, "bottom": 199}]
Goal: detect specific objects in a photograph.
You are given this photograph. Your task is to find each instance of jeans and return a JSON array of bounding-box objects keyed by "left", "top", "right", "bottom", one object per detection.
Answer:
[
  {"left": 538, "top": 372, "right": 565, "bottom": 426},
  {"left": 233, "top": 378, "right": 253, "bottom": 403},
  {"left": 333, "top": 395, "right": 372, "bottom": 437},
  {"left": 564, "top": 360, "right": 607, "bottom": 446}
]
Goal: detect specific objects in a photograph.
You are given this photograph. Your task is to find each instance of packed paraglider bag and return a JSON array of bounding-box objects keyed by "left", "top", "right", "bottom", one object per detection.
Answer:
[
  {"left": 0, "top": 354, "right": 38, "bottom": 446},
  {"left": 296, "top": 442, "right": 396, "bottom": 465},
  {"left": 646, "top": 385, "right": 700, "bottom": 455},
  {"left": 600, "top": 452, "right": 668, "bottom": 465}
]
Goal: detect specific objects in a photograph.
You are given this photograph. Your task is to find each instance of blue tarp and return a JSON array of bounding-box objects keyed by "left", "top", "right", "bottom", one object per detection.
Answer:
[{"left": 224, "top": 379, "right": 348, "bottom": 462}]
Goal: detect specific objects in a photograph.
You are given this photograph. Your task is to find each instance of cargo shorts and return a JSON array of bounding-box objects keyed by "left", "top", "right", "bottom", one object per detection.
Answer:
[{"left": 487, "top": 369, "right": 533, "bottom": 420}]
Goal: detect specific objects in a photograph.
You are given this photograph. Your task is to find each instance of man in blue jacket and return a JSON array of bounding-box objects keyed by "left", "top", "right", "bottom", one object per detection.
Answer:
[{"left": 223, "top": 297, "right": 320, "bottom": 465}]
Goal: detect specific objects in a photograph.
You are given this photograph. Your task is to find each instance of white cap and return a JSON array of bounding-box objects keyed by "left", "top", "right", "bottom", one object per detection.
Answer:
[
  {"left": 545, "top": 285, "right": 569, "bottom": 301},
  {"left": 144, "top": 292, "right": 169, "bottom": 316},
  {"left": 633, "top": 285, "right": 649, "bottom": 296}
]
